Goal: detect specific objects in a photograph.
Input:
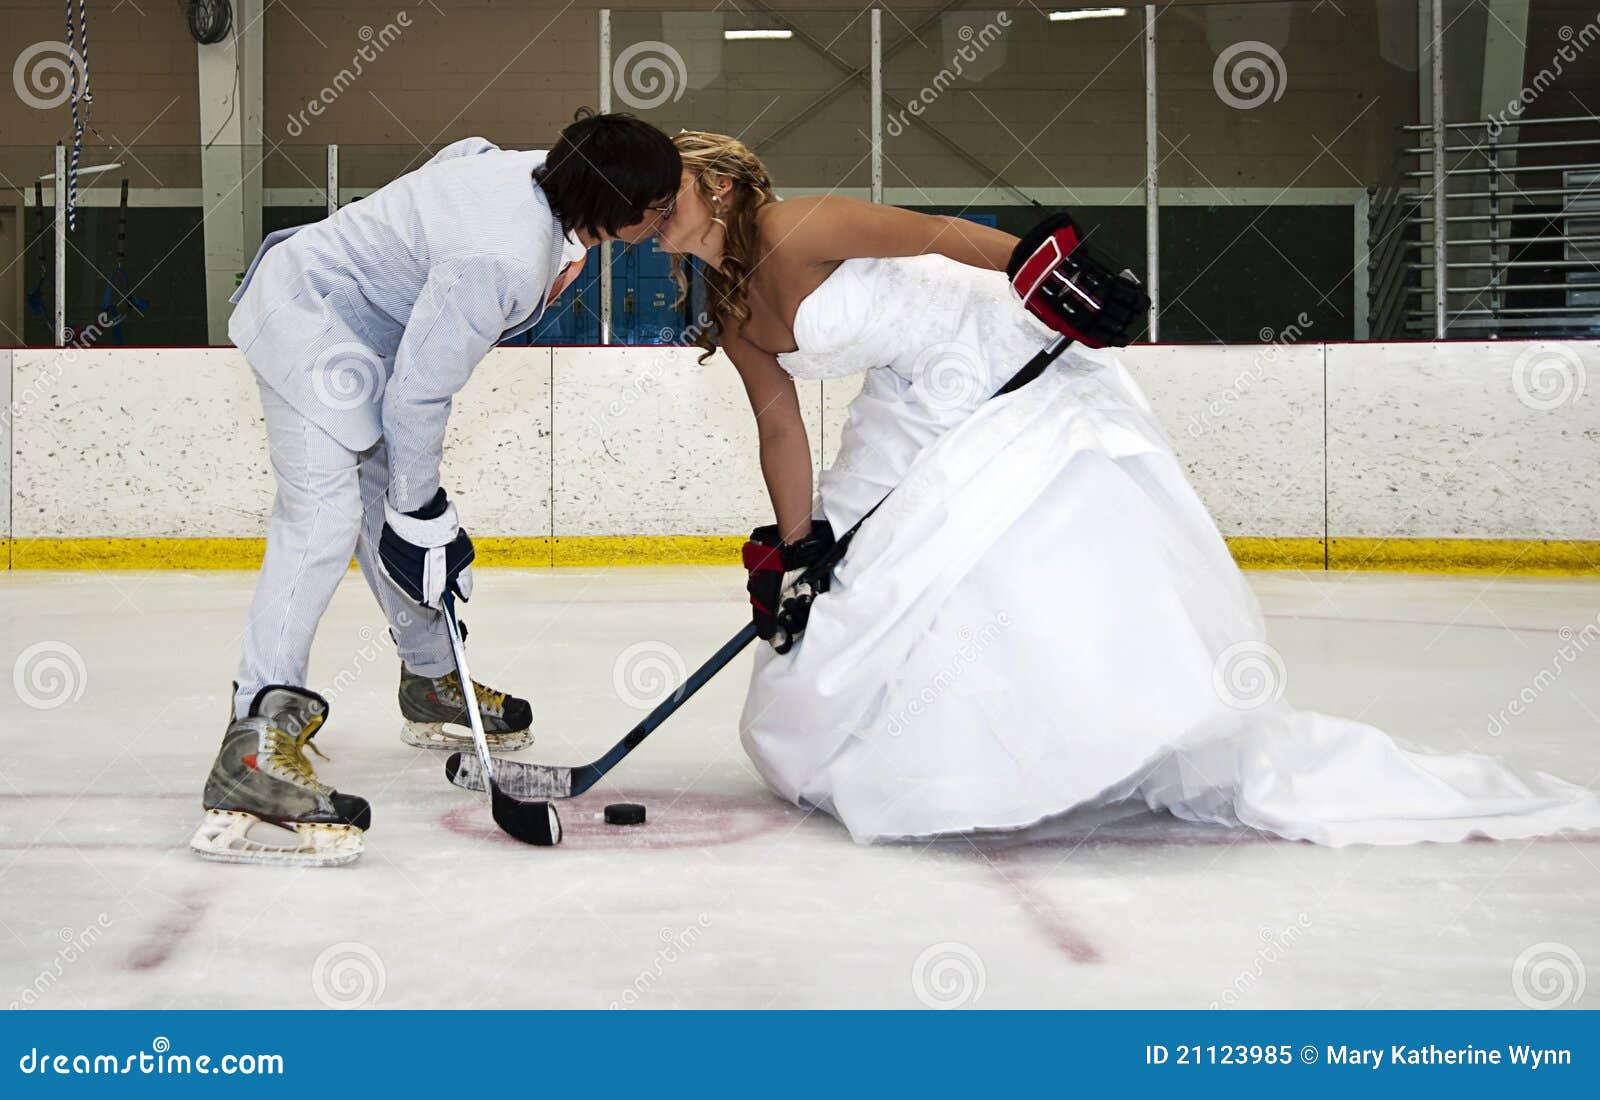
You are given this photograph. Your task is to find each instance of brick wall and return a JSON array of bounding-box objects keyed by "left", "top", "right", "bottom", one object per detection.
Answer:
[{"left": 3, "top": 1, "right": 1596, "bottom": 194}]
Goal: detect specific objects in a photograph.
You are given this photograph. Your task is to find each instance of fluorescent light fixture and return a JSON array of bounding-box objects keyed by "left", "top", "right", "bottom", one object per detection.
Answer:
[
  {"left": 38, "top": 162, "right": 124, "bottom": 181},
  {"left": 1049, "top": 7, "right": 1128, "bottom": 21},
  {"left": 724, "top": 29, "right": 793, "bottom": 40}
]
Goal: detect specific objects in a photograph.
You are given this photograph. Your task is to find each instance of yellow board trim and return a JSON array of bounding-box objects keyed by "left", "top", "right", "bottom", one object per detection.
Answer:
[
  {"left": 1328, "top": 537, "right": 1600, "bottom": 575},
  {"left": 472, "top": 537, "right": 554, "bottom": 568},
  {"left": 1223, "top": 537, "right": 1327, "bottom": 571},
  {"left": 474, "top": 536, "right": 746, "bottom": 567},
  {"left": 11, "top": 537, "right": 271, "bottom": 571},
  {"left": 549, "top": 535, "right": 744, "bottom": 567},
  {"left": 5, "top": 535, "right": 1598, "bottom": 575}
]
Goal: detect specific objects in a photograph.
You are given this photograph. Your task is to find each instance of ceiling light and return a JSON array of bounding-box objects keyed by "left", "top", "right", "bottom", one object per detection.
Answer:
[
  {"left": 1048, "top": 8, "right": 1129, "bottom": 21},
  {"left": 724, "top": 29, "right": 793, "bottom": 40},
  {"left": 38, "top": 162, "right": 124, "bottom": 181}
]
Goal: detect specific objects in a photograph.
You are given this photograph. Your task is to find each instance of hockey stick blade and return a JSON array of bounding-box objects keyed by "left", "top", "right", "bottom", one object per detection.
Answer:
[
  {"left": 444, "top": 622, "right": 762, "bottom": 800},
  {"left": 491, "top": 784, "right": 562, "bottom": 845},
  {"left": 446, "top": 750, "right": 576, "bottom": 800},
  {"left": 441, "top": 593, "right": 563, "bottom": 846}
]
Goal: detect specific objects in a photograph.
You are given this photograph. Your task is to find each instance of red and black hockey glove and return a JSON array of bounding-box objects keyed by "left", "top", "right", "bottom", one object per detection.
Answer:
[
  {"left": 743, "top": 521, "right": 836, "bottom": 654},
  {"left": 1007, "top": 212, "right": 1149, "bottom": 349}
]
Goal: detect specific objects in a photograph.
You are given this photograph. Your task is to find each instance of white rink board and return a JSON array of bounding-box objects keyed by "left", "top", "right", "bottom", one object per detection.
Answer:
[
  {"left": 551, "top": 346, "right": 822, "bottom": 536},
  {"left": 4, "top": 341, "right": 1598, "bottom": 545},
  {"left": 1121, "top": 344, "right": 1325, "bottom": 538},
  {"left": 1, "top": 349, "right": 11, "bottom": 539},
  {"left": 11, "top": 348, "right": 274, "bottom": 539},
  {"left": 439, "top": 348, "right": 553, "bottom": 538},
  {"left": 1328, "top": 342, "right": 1600, "bottom": 539},
  {"left": 7, "top": 347, "right": 553, "bottom": 541}
]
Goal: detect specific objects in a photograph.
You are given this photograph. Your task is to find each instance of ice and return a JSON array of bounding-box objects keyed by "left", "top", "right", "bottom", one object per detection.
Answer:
[{"left": 1, "top": 566, "right": 1597, "bottom": 1009}]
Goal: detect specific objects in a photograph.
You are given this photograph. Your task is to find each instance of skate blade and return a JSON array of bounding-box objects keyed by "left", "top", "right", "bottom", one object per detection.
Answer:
[
  {"left": 401, "top": 719, "right": 533, "bottom": 753},
  {"left": 188, "top": 810, "right": 363, "bottom": 867}
]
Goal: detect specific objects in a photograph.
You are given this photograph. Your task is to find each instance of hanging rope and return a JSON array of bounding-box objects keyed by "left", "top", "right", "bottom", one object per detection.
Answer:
[{"left": 65, "top": 0, "right": 92, "bottom": 231}]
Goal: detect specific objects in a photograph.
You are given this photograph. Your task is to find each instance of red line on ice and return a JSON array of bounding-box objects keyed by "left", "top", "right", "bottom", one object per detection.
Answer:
[
  {"left": 980, "top": 853, "right": 1104, "bottom": 965},
  {"left": 126, "top": 887, "right": 209, "bottom": 971}
]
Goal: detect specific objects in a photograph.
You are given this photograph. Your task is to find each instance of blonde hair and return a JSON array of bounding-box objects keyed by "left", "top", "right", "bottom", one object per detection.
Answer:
[{"left": 670, "top": 131, "right": 777, "bottom": 362}]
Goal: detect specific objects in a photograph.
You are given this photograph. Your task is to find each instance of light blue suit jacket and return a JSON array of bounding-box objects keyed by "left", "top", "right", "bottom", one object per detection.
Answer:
[{"left": 229, "top": 138, "right": 572, "bottom": 511}]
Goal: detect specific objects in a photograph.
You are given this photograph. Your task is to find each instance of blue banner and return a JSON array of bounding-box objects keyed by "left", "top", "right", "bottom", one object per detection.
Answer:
[{"left": 3, "top": 1010, "right": 1594, "bottom": 1097}]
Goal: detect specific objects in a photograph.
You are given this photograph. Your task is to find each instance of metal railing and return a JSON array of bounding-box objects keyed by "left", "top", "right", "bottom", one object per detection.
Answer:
[{"left": 1368, "top": 115, "right": 1600, "bottom": 339}]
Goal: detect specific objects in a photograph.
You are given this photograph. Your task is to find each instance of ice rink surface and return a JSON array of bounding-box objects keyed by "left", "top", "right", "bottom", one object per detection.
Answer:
[{"left": 2, "top": 566, "right": 1597, "bottom": 1010}]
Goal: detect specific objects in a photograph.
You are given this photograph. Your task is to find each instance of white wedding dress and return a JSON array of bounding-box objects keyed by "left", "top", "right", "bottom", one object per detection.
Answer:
[{"left": 738, "top": 254, "right": 1600, "bottom": 845}]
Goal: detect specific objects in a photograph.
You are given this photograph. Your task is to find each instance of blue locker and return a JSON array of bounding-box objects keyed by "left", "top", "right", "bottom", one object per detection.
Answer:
[
  {"left": 612, "top": 238, "right": 685, "bottom": 344},
  {"left": 567, "top": 261, "right": 601, "bottom": 343},
  {"left": 633, "top": 278, "right": 682, "bottom": 344},
  {"left": 522, "top": 260, "right": 600, "bottom": 344}
]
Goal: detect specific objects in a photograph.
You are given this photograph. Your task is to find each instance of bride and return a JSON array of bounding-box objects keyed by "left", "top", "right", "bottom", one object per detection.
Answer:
[{"left": 650, "top": 130, "right": 1600, "bottom": 846}]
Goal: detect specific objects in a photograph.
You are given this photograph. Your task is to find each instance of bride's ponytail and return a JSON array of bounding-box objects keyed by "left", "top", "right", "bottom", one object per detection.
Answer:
[{"left": 670, "top": 131, "right": 777, "bottom": 362}]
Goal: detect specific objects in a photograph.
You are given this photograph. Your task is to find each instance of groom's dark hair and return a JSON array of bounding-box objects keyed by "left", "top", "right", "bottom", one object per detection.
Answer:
[{"left": 535, "top": 109, "right": 680, "bottom": 238}]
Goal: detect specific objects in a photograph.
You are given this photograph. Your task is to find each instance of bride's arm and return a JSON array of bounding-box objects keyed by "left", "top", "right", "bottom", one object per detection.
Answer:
[
  {"left": 722, "top": 327, "right": 815, "bottom": 543},
  {"left": 770, "top": 194, "right": 1017, "bottom": 271}
]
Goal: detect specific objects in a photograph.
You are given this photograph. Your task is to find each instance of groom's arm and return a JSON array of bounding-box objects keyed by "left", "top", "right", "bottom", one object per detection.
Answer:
[{"left": 382, "top": 255, "right": 540, "bottom": 511}]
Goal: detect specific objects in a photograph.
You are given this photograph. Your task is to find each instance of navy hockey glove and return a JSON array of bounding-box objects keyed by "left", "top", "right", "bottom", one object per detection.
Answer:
[{"left": 379, "top": 487, "right": 475, "bottom": 610}]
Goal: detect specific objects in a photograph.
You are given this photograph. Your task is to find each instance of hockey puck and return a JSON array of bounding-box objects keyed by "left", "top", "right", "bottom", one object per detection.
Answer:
[{"left": 604, "top": 803, "right": 646, "bottom": 826}]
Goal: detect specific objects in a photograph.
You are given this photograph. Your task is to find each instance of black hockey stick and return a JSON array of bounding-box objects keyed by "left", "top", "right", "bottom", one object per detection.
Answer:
[
  {"left": 445, "top": 332, "right": 1074, "bottom": 803},
  {"left": 441, "top": 590, "right": 562, "bottom": 844}
]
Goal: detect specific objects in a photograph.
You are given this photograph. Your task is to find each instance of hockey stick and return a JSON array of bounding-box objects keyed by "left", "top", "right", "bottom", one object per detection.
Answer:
[
  {"left": 441, "top": 590, "right": 562, "bottom": 844},
  {"left": 445, "top": 332, "right": 1073, "bottom": 803}
]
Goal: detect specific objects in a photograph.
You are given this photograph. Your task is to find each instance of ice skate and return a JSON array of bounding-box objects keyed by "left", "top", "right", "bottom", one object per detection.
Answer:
[
  {"left": 190, "top": 686, "right": 370, "bottom": 867},
  {"left": 398, "top": 666, "right": 533, "bottom": 752}
]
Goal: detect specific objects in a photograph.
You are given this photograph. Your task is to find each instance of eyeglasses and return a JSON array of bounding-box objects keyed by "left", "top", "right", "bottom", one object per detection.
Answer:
[{"left": 646, "top": 194, "right": 677, "bottom": 222}]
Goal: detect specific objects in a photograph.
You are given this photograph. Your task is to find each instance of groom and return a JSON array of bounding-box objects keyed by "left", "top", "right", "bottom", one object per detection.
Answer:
[{"left": 192, "top": 111, "right": 682, "bottom": 867}]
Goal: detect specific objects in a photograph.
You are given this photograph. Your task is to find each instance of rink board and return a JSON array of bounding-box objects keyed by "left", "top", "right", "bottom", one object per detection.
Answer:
[{"left": 2, "top": 341, "right": 1596, "bottom": 573}]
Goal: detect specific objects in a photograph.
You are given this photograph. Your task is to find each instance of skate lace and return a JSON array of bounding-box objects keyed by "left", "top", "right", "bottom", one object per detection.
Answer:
[
  {"left": 438, "top": 673, "right": 505, "bottom": 713},
  {"left": 264, "top": 716, "right": 332, "bottom": 794}
]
